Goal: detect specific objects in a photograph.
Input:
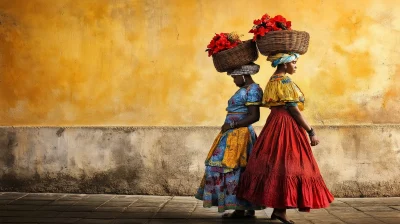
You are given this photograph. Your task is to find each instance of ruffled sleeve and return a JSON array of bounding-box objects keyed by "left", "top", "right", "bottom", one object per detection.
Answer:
[
  {"left": 245, "top": 84, "right": 263, "bottom": 106},
  {"left": 262, "top": 75, "right": 305, "bottom": 110}
]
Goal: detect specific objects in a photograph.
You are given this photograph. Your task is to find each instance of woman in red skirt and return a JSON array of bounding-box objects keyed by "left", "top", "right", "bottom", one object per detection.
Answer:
[{"left": 237, "top": 53, "right": 334, "bottom": 224}]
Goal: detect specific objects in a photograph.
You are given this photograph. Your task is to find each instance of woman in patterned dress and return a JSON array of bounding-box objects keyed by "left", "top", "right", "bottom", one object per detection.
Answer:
[{"left": 195, "top": 63, "right": 264, "bottom": 218}]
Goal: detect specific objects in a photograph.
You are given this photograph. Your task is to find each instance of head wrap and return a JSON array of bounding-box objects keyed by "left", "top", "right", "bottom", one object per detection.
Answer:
[
  {"left": 227, "top": 63, "right": 260, "bottom": 76},
  {"left": 267, "top": 53, "right": 300, "bottom": 67}
]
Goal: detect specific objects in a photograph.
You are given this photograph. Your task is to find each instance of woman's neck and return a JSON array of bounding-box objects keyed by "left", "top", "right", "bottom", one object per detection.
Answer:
[
  {"left": 244, "top": 78, "right": 255, "bottom": 85},
  {"left": 241, "top": 81, "right": 255, "bottom": 88},
  {"left": 273, "top": 71, "right": 286, "bottom": 76},
  {"left": 273, "top": 67, "right": 286, "bottom": 76}
]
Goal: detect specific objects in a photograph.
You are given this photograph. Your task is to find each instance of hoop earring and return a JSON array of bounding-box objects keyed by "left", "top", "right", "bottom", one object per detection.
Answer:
[{"left": 242, "top": 75, "right": 246, "bottom": 83}]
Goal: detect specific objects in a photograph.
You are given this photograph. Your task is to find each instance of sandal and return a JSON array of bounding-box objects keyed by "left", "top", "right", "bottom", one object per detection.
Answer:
[
  {"left": 222, "top": 210, "right": 246, "bottom": 219},
  {"left": 271, "top": 213, "right": 295, "bottom": 224}
]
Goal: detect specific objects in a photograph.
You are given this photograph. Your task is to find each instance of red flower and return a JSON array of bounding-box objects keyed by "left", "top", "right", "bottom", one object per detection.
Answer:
[
  {"left": 257, "top": 26, "right": 268, "bottom": 36},
  {"left": 273, "top": 15, "right": 287, "bottom": 23},
  {"left": 207, "top": 40, "right": 215, "bottom": 49},
  {"left": 265, "top": 19, "right": 278, "bottom": 30},
  {"left": 206, "top": 32, "right": 243, "bottom": 57},
  {"left": 286, "top": 21, "right": 292, "bottom": 30},
  {"left": 253, "top": 19, "right": 262, "bottom": 25},
  {"left": 261, "top": 13, "right": 270, "bottom": 23},
  {"left": 249, "top": 13, "right": 293, "bottom": 40}
]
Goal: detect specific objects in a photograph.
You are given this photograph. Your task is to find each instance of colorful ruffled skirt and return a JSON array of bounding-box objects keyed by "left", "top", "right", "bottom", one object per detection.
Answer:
[{"left": 237, "top": 107, "right": 334, "bottom": 211}]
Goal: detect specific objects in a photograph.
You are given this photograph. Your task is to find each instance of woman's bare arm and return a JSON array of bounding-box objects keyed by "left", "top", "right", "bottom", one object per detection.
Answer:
[
  {"left": 221, "top": 105, "right": 260, "bottom": 132},
  {"left": 287, "top": 105, "right": 320, "bottom": 146},
  {"left": 235, "top": 105, "right": 260, "bottom": 127}
]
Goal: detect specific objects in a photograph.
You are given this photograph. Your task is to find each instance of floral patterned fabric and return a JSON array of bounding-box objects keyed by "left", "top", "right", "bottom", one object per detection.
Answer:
[{"left": 195, "top": 167, "right": 262, "bottom": 212}]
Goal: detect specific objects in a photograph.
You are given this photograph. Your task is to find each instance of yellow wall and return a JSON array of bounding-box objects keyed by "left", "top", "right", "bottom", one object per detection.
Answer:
[{"left": 0, "top": 0, "right": 399, "bottom": 126}]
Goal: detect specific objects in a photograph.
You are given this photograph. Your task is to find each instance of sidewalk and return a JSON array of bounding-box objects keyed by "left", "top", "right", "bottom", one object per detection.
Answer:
[{"left": 0, "top": 192, "right": 399, "bottom": 223}]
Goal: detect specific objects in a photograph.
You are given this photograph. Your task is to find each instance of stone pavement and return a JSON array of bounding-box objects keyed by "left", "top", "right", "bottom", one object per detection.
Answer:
[{"left": 0, "top": 192, "right": 399, "bottom": 224}]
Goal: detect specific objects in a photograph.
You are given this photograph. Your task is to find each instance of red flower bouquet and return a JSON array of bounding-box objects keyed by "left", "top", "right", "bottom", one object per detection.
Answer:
[
  {"left": 206, "top": 32, "right": 243, "bottom": 57},
  {"left": 249, "top": 14, "right": 292, "bottom": 41}
]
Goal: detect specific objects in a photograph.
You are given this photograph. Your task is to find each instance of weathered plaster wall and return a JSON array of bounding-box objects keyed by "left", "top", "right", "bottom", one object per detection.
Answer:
[
  {"left": 0, "top": 126, "right": 399, "bottom": 197},
  {"left": 1, "top": 0, "right": 400, "bottom": 126},
  {"left": 1, "top": 0, "right": 400, "bottom": 197}
]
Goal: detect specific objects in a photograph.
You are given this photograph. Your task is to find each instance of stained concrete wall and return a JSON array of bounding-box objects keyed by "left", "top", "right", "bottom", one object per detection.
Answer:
[{"left": 0, "top": 126, "right": 399, "bottom": 197}]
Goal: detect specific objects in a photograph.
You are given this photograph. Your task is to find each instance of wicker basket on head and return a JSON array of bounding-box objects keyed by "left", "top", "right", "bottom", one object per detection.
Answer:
[
  {"left": 212, "top": 40, "right": 258, "bottom": 72},
  {"left": 256, "top": 30, "right": 310, "bottom": 56}
]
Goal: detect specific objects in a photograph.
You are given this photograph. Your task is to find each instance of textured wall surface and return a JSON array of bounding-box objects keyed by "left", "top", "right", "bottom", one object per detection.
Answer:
[
  {"left": 1, "top": 126, "right": 399, "bottom": 197},
  {"left": 1, "top": 0, "right": 400, "bottom": 197},
  {"left": 1, "top": 0, "right": 400, "bottom": 126}
]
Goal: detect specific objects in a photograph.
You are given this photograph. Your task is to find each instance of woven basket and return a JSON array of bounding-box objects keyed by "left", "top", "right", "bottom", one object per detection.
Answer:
[
  {"left": 256, "top": 30, "right": 310, "bottom": 56},
  {"left": 212, "top": 40, "right": 258, "bottom": 72}
]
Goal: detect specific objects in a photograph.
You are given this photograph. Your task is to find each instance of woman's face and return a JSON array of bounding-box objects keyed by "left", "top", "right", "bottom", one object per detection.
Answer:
[
  {"left": 232, "top": 75, "right": 245, "bottom": 87},
  {"left": 286, "top": 60, "right": 298, "bottom": 75}
]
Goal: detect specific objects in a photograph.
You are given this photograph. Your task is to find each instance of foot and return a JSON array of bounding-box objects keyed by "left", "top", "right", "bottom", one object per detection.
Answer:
[
  {"left": 222, "top": 210, "right": 245, "bottom": 218},
  {"left": 245, "top": 209, "right": 255, "bottom": 218},
  {"left": 271, "top": 212, "right": 295, "bottom": 224}
]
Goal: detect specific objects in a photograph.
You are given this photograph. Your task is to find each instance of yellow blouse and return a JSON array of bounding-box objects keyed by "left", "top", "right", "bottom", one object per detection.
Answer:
[{"left": 262, "top": 75, "right": 305, "bottom": 111}]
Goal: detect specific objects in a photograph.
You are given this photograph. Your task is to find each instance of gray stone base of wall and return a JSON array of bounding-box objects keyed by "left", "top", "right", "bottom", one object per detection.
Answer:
[{"left": 1, "top": 126, "right": 399, "bottom": 197}]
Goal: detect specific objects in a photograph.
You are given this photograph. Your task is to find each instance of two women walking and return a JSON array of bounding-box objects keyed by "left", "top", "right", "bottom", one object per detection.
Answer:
[{"left": 196, "top": 54, "right": 334, "bottom": 223}]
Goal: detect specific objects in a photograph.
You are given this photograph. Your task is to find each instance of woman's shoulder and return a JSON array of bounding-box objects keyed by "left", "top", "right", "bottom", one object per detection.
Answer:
[
  {"left": 246, "top": 83, "right": 262, "bottom": 90},
  {"left": 269, "top": 75, "right": 292, "bottom": 84},
  {"left": 263, "top": 75, "right": 303, "bottom": 98},
  {"left": 245, "top": 83, "right": 263, "bottom": 95}
]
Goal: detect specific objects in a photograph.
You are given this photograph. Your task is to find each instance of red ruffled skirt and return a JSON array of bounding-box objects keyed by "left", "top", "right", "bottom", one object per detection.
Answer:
[{"left": 237, "top": 107, "right": 334, "bottom": 211}]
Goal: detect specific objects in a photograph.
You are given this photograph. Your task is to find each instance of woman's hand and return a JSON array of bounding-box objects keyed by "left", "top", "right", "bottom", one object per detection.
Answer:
[
  {"left": 221, "top": 123, "right": 231, "bottom": 133},
  {"left": 287, "top": 106, "right": 320, "bottom": 147},
  {"left": 310, "top": 135, "right": 320, "bottom": 146}
]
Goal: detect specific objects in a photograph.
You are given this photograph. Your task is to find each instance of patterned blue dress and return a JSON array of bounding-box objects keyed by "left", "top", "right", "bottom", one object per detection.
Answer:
[{"left": 195, "top": 83, "right": 263, "bottom": 213}]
